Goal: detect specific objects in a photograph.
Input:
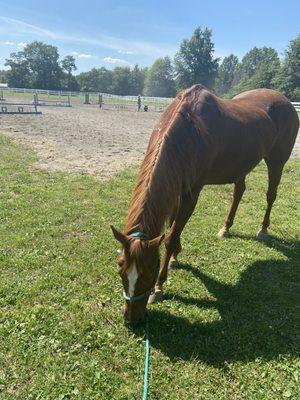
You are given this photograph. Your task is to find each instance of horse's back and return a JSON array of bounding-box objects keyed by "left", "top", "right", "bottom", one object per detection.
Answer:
[
  {"left": 196, "top": 88, "right": 298, "bottom": 183},
  {"left": 232, "top": 88, "right": 299, "bottom": 163},
  {"left": 232, "top": 88, "right": 298, "bottom": 135}
]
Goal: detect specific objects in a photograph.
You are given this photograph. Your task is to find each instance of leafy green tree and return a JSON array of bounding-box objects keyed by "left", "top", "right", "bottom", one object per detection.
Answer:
[
  {"left": 239, "top": 46, "right": 280, "bottom": 79},
  {"left": 110, "top": 67, "right": 131, "bottom": 95},
  {"left": 272, "top": 35, "right": 300, "bottom": 100},
  {"left": 76, "top": 68, "right": 101, "bottom": 91},
  {"left": 61, "top": 55, "right": 77, "bottom": 90},
  {"left": 226, "top": 46, "right": 281, "bottom": 96},
  {"left": 5, "top": 41, "right": 62, "bottom": 89},
  {"left": 4, "top": 52, "right": 31, "bottom": 88},
  {"left": 76, "top": 67, "right": 115, "bottom": 93},
  {"left": 214, "top": 54, "right": 239, "bottom": 95},
  {"left": 129, "top": 65, "right": 147, "bottom": 95},
  {"left": 174, "top": 26, "right": 219, "bottom": 90},
  {"left": 0, "top": 70, "right": 8, "bottom": 83},
  {"left": 97, "top": 67, "right": 113, "bottom": 93},
  {"left": 144, "top": 57, "right": 175, "bottom": 97}
]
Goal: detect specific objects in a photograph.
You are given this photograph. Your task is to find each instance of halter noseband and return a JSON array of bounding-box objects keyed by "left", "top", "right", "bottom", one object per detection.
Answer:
[{"left": 122, "top": 231, "right": 157, "bottom": 304}]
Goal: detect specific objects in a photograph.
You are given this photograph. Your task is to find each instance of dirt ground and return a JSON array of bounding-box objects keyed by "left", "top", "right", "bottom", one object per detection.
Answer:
[{"left": 0, "top": 103, "right": 299, "bottom": 179}]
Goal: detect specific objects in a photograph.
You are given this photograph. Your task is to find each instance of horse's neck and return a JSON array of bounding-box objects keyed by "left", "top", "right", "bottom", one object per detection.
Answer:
[
  {"left": 125, "top": 163, "right": 177, "bottom": 237},
  {"left": 125, "top": 112, "right": 190, "bottom": 237},
  {"left": 125, "top": 182, "right": 170, "bottom": 237}
]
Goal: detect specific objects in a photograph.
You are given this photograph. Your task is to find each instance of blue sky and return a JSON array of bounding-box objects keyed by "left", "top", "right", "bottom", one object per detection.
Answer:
[{"left": 0, "top": 0, "right": 299, "bottom": 73}]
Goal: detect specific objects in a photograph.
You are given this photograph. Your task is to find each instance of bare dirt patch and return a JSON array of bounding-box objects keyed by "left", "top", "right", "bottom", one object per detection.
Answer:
[
  {"left": 0, "top": 104, "right": 160, "bottom": 178},
  {"left": 0, "top": 104, "right": 299, "bottom": 178}
]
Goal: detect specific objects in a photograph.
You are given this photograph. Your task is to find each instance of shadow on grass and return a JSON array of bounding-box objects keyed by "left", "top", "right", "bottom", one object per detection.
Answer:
[{"left": 145, "top": 237, "right": 300, "bottom": 367}]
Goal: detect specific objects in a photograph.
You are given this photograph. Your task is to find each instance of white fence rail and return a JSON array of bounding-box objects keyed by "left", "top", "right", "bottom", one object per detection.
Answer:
[
  {"left": 0, "top": 87, "right": 173, "bottom": 104},
  {"left": 2, "top": 87, "right": 299, "bottom": 109}
]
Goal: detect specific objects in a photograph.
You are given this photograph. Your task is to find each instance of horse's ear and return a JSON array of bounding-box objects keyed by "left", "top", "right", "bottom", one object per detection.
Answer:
[
  {"left": 110, "top": 225, "right": 129, "bottom": 246},
  {"left": 148, "top": 234, "right": 165, "bottom": 248}
]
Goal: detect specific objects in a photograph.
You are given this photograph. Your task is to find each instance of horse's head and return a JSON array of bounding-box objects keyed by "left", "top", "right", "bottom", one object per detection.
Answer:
[{"left": 111, "top": 225, "right": 164, "bottom": 324}]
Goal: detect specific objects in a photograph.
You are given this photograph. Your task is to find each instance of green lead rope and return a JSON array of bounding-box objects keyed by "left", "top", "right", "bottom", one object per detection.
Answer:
[{"left": 142, "top": 315, "right": 150, "bottom": 400}]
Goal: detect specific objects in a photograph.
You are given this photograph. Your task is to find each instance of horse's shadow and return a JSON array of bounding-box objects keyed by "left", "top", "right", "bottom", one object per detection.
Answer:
[{"left": 145, "top": 235, "right": 300, "bottom": 367}]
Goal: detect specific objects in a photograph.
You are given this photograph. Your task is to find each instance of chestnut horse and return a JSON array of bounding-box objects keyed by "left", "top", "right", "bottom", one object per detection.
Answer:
[{"left": 111, "top": 84, "right": 298, "bottom": 324}]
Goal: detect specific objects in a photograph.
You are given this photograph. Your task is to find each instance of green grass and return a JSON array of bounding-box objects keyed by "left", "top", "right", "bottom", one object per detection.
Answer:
[{"left": 0, "top": 134, "right": 299, "bottom": 399}]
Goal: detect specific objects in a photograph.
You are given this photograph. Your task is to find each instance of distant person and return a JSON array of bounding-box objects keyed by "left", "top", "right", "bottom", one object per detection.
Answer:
[{"left": 137, "top": 95, "right": 141, "bottom": 111}]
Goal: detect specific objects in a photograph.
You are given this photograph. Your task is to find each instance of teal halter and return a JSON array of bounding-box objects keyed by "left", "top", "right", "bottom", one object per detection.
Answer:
[
  {"left": 129, "top": 231, "right": 150, "bottom": 240},
  {"left": 122, "top": 231, "right": 156, "bottom": 304}
]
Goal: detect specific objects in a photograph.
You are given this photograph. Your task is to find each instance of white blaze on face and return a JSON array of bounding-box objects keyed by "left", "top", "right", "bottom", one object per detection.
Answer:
[{"left": 127, "top": 262, "right": 138, "bottom": 297}]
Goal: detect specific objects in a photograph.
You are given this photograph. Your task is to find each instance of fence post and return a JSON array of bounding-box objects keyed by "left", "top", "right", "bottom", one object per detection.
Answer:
[
  {"left": 33, "top": 94, "right": 38, "bottom": 113},
  {"left": 84, "top": 93, "right": 90, "bottom": 104}
]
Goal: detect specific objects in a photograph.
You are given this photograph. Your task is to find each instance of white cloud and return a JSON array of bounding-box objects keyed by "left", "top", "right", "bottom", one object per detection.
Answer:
[
  {"left": 2, "top": 41, "right": 15, "bottom": 45},
  {"left": 0, "top": 16, "right": 176, "bottom": 57},
  {"left": 118, "top": 49, "right": 134, "bottom": 55},
  {"left": 18, "top": 42, "right": 27, "bottom": 48},
  {"left": 0, "top": 16, "right": 59, "bottom": 40},
  {"left": 103, "top": 57, "right": 130, "bottom": 65},
  {"left": 71, "top": 51, "right": 96, "bottom": 59}
]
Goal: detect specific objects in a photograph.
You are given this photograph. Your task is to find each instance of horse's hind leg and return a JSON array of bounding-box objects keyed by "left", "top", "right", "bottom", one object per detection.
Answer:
[
  {"left": 257, "top": 161, "right": 284, "bottom": 240},
  {"left": 218, "top": 177, "right": 246, "bottom": 237}
]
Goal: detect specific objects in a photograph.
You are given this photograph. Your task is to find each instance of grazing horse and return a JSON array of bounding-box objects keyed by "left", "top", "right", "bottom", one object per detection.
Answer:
[{"left": 111, "top": 84, "right": 299, "bottom": 324}]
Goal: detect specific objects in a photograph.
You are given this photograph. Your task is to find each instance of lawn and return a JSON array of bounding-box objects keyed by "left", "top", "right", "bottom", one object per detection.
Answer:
[{"left": 0, "top": 134, "right": 299, "bottom": 399}]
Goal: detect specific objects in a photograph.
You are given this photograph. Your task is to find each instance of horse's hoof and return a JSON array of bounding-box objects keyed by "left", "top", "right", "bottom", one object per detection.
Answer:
[
  {"left": 257, "top": 229, "right": 269, "bottom": 240},
  {"left": 217, "top": 227, "right": 229, "bottom": 238},
  {"left": 168, "top": 260, "right": 179, "bottom": 270},
  {"left": 148, "top": 290, "right": 163, "bottom": 304}
]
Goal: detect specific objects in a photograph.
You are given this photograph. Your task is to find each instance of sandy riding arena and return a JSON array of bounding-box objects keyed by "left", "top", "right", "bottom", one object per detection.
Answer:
[
  {"left": 0, "top": 104, "right": 299, "bottom": 178},
  {"left": 0, "top": 104, "right": 161, "bottom": 178}
]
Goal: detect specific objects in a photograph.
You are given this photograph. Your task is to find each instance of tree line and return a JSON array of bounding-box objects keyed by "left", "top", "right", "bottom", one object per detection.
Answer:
[{"left": 2, "top": 27, "right": 299, "bottom": 100}]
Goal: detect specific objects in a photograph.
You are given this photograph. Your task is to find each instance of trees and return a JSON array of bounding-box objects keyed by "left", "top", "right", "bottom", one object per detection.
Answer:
[
  {"left": 3, "top": 34, "right": 298, "bottom": 100},
  {"left": 77, "top": 67, "right": 113, "bottom": 92},
  {"left": 129, "top": 65, "right": 147, "bottom": 95},
  {"left": 110, "top": 67, "right": 131, "bottom": 95},
  {"left": 5, "top": 41, "right": 62, "bottom": 89},
  {"left": 239, "top": 47, "right": 280, "bottom": 79},
  {"left": 272, "top": 35, "right": 300, "bottom": 101},
  {"left": 174, "top": 27, "right": 219, "bottom": 90},
  {"left": 0, "top": 70, "right": 8, "bottom": 83},
  {"left": 5, "top": 53, "right": 30, "bottom": 88},
  {"left": 61, "top": 55, "right": 77, "bottom": 90},
  {"left": 214, "top": 54, "right": 239, "bottom": 95},
  {"left": 76, "top": 66, "right": 146, "bottom": 95},
  {"left": 225, "top": 46, "right": 281, "bottom": 96},
  {"left": 144, "top": 57, "right": 175, "bottom": 97}
]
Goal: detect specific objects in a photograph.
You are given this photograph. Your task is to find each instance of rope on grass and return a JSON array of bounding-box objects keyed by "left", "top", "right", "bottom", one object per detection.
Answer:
[{"left": 142, "top": 315, "right": 150, "bottom": 400}]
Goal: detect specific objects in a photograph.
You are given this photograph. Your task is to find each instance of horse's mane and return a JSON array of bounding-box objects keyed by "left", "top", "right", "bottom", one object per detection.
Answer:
[{"left": 125, "top": 84, "right": 218, "bottom": 237}]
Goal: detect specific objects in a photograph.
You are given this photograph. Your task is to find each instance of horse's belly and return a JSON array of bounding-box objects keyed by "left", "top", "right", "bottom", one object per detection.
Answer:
[{"left": 203, "top": 149, "right": 263, "bottom": 185}]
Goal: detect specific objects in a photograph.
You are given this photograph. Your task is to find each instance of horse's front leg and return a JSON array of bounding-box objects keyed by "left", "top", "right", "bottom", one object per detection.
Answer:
[
  {"left": 148, "top": 186, "right": 202, "bottom": 304},
  {"left": 167, "top": 207, "right": 182, "bottom": 270}
]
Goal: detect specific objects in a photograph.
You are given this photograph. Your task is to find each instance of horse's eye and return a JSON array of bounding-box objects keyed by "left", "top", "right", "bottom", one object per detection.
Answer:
[{"left": 117, "top": 260, "right": 124, "bottom": 270}]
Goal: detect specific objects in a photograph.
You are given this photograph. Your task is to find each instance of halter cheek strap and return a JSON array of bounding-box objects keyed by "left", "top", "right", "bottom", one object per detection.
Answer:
[{"left": 122, "top": 231, "right": 156, "bottom": 304}]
